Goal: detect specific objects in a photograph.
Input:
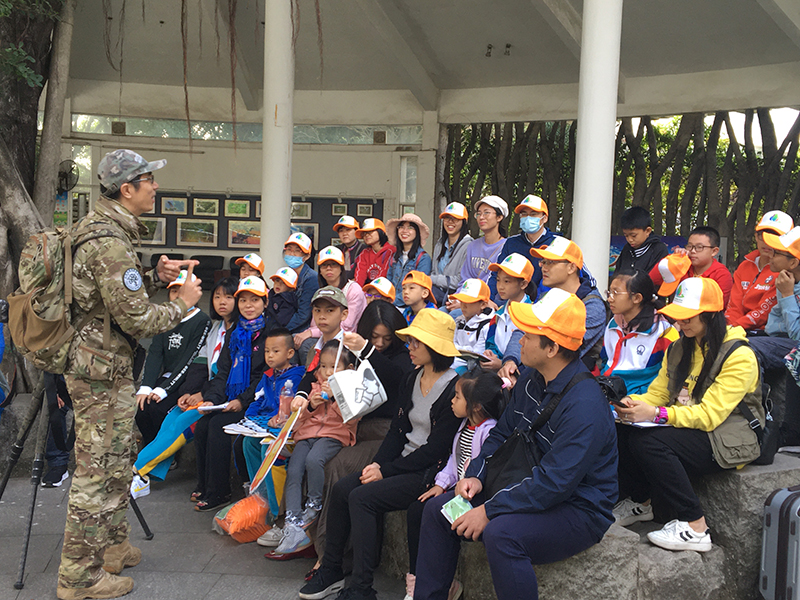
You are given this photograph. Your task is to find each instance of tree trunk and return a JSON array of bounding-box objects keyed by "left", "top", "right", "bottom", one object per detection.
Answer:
[{"left": 703, "top": 112, "right": 724, "bottom": 229}]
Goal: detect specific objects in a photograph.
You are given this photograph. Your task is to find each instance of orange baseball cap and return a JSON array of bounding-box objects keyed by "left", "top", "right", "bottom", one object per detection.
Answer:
[
  {"left": 756, "top": 210, "right": 793, "bottom": 236},
  {"left": 356, "top": 218, "right": 386, "bottom": 239},
  {"left": 439, "top": 202, "right": 469, "bottom": 220},
  {"left": 402, "top": 270, "right": 433, "bottom": 296},
  {"left": 449, "top": 278, "right": 490, "bottom": 303},
  {"left": 363, "top": 277, "right": 396, "bottom": 302},
  {"left": 764, "top": 226, "right": 800, "bottom": 261},
  {"left": 270, "top": 267, "right": 298, "bottom": 289},
  {"left": 235, "top": 253, "right": 265, "bottom": 275},
  {"left": 284, "top": 232, "right": 312, "bottom": 254},
  {"left": 317, "top": 245, "right": 345, "bottom": 266},
  {"left": 235, "top": 276, "right": 268, "bottom": 297},
  {"left": 508, "top": 288, "right": 586, "bottom": 351},
  {"left": 489, "top": 252, "right": 534, "bottom": 282},
  {"left": 659, "top": 277, "right": 724, "bottom": 320},
  {"left": 655, "top": 253, "right": 692, "bottom": 296},
  {"left": 530, "top": 236, "right": 583, "bottom": 269},
  {"left": 333, "top": 215, "right": 359, "bottom": 232},
  {"left": 514, "top": 194, "right": 548, "bottom": 216}
]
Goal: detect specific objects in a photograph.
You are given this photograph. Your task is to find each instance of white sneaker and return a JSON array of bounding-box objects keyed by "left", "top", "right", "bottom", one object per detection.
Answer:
[
  {"left": 130, "top": 474, "right": 150, "bottom": 499},
  {"left": 613, "top": 498, "right": 653, "bottom": 527},
  {"left": 257, "top": 525, "right": 283, "bottom": 547},
  {"left": 274, "top": 523, "right": 312, "bottom": 554},
  {"left": 647, "top": 519, "right": 712, "bottom": 552},
  {"left": 223, "top": 418, "right": 270, "bottom": 437}
]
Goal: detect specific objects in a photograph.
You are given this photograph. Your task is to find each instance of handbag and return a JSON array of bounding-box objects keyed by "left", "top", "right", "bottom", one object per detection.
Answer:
[
  {"left": 483, "top": 371, "right": 592, "bottom": 498},
  {"left": 594, "top": 375, "right": 627, "bottom": 406},
  {"left": 328, "top": 338, "right": 389, "bottom": 423}
]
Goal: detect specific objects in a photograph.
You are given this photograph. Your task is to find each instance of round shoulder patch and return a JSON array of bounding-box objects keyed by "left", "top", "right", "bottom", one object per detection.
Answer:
[{"left": 123, "top": 268, "right": 143, "bottom": 292}]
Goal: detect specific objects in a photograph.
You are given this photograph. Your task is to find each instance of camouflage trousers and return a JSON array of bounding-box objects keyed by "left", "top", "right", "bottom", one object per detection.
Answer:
[{"left": 58, "top": 374, "right": 136, "bottom": 588}]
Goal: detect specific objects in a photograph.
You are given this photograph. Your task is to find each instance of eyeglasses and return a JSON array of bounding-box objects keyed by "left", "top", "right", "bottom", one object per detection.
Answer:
[
  {"left": 474, "top": 210, "right": 496, "bottom": 219},
  {"left": 406, "top": 337, "right": 421, "bottom": 348},
  {"left": 604, "top": 290, "right": 630, "bottom": 300},
  {"left": 128, "top": 175, "right": 155, "bottom": 185},
  {"left": 685, "top": 243, "right": 714, "bottom": 253},
  {"left": 539, "top": 259, "right": 569, "bottom": 267},
  {"left": 365, "top": 292, "right": 386, "bottom": 300},
  {"left": 773, "top": 250, "right": 794, "bottom": 259}
]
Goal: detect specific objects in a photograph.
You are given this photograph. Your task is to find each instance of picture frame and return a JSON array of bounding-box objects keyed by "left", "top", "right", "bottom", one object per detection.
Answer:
[
  {"left": 225, "top": 199, "right": 250, "bottom": 218},
  {"left": 291, "top": 222, "right": 319, "bottom": 250},
  {"left": 331, "top": 203, "right": 348, "bottom": 217},
  {"left": 193, "top": 198, "right": 219, "bottom": 217},
  {"left": 402, "top": 205, "right": 416, "bottom": 215},
  {"left": 140, "top": 217, "right": 166, "bottom": 245},
  {"left": 228, "top": 221, "right": 261, "bottom": 249},
  {"left": 162, "top": 197, "right": 188, "bottom": 215},
  {"left": 357, "top": 204, "right": 373, "bottom": 217},
  {"left": 291, "top": 201, "right": 312, "bottom": 220},
  {"left": 331, "top": 237, "right": 343, "bottom": 247},
  {"left": 176, "top": 218, "right": 218, "bottom": 247},
  {"left": 255, "top": 201, "right": 261, "bottom": 218}
]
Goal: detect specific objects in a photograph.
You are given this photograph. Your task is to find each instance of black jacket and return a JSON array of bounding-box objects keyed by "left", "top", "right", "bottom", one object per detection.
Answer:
[
  {"left": 202, "top": 324, "right": 270, "bottom": 410},
  {"left": 614, "top": 234, "right": 669, "bottom": 275}
]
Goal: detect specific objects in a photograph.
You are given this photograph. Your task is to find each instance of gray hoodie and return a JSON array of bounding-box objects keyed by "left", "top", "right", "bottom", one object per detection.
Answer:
[{"left": 431, "top": 233, "right": 474, "bottom": 298}]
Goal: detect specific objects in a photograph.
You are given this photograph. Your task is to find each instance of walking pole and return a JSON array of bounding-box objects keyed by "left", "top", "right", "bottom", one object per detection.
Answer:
[
  {"left": 0, "top": 376, "right": 45, "bottom": 502},
  {"left": 129, "top": 497, "right": 154, "bottom": 540},
  {"left": 14, "top": 386, "right": 50, "bottom": 590}
]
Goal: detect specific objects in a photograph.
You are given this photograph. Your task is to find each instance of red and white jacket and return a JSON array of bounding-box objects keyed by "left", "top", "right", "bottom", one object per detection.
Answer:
[{"left": 725, "top": 250, "right": 778, "bottom": 331}]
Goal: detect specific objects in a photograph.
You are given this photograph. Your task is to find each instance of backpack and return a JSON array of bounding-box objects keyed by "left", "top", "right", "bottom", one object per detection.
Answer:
[{"left": 7, "top": 224, "right": 120, "bottom": 374}]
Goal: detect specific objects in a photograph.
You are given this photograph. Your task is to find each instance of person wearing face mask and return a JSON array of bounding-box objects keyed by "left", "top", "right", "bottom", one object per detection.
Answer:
[
  {"left": 488, "top": 195, "right": 556, "bottom": 306},
  {"left": 283, "top": 232, "right": 320, "bottom": 334}
]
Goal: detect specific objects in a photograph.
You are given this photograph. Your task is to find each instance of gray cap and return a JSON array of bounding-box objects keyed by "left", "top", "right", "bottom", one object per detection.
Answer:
[
  {"left": 311, "top": 285, "right": 348, "bottom": 309},
  {"left": 97, "top": 149, "right": 166, "bottom": 194}
]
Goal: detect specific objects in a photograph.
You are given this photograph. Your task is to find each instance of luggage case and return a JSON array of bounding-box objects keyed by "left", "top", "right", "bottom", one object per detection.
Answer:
[{"left": 760, "top": 485, "right": 800, "bottom": 600}]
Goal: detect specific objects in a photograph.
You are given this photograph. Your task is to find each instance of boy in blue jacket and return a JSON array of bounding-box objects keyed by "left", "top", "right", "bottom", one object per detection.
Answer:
[{"left": 414, "top": 290, "right": 618, "bottom": 600}]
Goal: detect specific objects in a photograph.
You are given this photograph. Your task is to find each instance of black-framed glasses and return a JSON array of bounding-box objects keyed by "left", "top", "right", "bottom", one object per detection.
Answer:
[
  {"left": 129, "top": 175, "right": 155, "bottom": 185},
  {"left": 685, "top": 243, "right": 713, "bottom": 253}
]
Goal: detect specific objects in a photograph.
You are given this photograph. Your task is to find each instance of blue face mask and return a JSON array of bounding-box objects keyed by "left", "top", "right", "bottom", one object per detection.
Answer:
[
  {"left": 283, "top": 254, "right": 304, "bottom": 269},
  {"left": 519, "top": 216, "right": 542, "bottom": 234}
]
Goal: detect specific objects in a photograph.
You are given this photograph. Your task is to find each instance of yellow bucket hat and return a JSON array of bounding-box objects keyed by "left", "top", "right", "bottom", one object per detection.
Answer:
[{"left": 395, "top": 308, "right": 460, "bottom": 357}]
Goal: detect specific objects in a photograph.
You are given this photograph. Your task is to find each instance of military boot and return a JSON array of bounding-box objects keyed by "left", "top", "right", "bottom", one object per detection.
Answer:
[
  {"left": 102, "top": 539, "right": 142, "bottom": 574},
  {"left": 56, "top": 571, "right": 134, "bottom": 600}
]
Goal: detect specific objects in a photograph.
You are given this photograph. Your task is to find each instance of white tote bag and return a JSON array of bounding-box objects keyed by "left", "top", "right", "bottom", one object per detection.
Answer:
[{"left": 328, "top": 339, "right": 388, "bottom": 423}]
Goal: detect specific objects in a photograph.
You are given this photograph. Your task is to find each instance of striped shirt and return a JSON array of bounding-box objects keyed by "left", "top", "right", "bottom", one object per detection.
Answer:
[{"left": 456, "top": 423, "right": 478, "bottom": 480}]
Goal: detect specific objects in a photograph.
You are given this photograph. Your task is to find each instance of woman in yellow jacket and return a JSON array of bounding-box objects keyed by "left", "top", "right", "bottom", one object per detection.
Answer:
[{"left": 614, "top": 277, "right": 763, "bottom": 552}]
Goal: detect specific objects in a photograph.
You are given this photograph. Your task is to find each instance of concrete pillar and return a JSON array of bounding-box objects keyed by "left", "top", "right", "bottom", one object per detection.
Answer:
[
  {"left": 571, "top": 0, "right": 623, "bottom": 293},
  {"left": 260, "top": 0, "right": 295, "bottom": 272}
]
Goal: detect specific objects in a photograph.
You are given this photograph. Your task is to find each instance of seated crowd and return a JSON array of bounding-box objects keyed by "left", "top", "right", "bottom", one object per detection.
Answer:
[{"left": 109, "top": 197, "right": 796, "bottom": 600}]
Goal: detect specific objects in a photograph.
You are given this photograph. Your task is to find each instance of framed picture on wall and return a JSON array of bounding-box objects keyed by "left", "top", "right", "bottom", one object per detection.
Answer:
[
  {"left": 402, "top": 205, "right": 416, "bottom": 215},
  {"left": 229, "top": 221, "right": 261, "bottom": 248},
  {"left": 176, "top": 218, "right": 218, "bottom": 247},
  {"left": 255, "top": 201, "right": 261, "bottom": 218},
  {"left": 140, "top": 217, "right": 166, "bottom": 245},
  {"left": 331, "top": 203, "right": 348, "bottom": 217},
  {"left": 225, "top": 199, "right": 250, "bottom": 218},
  {"left": 162, "top": 197, "right": 188, "bottom": 215},
  {"left": 291, "top": 201, "right": 312, "bottom": 220},
  {"left": 193, "top": 198, "right": 219, "bottom": 216},
  {"left": 357, "top": 204, "right": 373, "bottom": 217},
  {"left": 291, "top": 222, "right": 318, "bottom": 250}
]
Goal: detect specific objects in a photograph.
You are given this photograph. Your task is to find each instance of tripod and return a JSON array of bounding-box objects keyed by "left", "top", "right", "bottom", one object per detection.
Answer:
[{"left": 0, "top": 373, "right": 153, "bottom": 590}]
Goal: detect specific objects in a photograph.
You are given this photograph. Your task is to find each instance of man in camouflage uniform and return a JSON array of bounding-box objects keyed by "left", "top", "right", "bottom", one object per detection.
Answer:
[{"left": 57, "top": 150, "right": 203, "bottom": 600}]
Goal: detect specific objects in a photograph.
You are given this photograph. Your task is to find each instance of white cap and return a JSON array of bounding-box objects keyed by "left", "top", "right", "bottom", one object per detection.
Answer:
[
  {"left": 235, "top": 276, "right": 268, "bottom": 297},
  {"left": 757, "top": 210, "right": 794, "bottom": 236},
  {"left": 317, "top": 245, "right": 345, "bottom": 266},
  {"left": 270, "top": 267, "right": 298, "bottom": 289},
  {"left": 475, "top": 195, "right": 509, "bottom": 219},
  {"left": 167, "top": 270, "right": 198, "bottom": 288},
  {"left": 284, "top": 232, "right": 312, "bottom": 254}
]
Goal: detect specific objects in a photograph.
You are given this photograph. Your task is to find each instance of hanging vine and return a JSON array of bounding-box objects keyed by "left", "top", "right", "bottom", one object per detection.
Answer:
[
  {"left": 227, "top": 0, "right": 237, "bottom": 145},
  {"left": 180, "top": 0, "right": 191, "bottom": 147}
]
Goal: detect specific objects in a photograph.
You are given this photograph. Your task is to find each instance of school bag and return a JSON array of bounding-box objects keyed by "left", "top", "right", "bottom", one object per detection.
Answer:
[{"left": 7, "top": 224, "right": 120, "bottom": 374}]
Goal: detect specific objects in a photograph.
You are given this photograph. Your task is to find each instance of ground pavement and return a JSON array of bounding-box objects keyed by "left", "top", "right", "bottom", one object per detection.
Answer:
[{"left": 0, "top": 465, "right": 405, "bottom": 600}]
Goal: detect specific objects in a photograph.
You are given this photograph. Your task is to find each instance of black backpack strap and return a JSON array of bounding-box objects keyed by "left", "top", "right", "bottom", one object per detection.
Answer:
[{"left": 526, "top": 371, "right": 594, "bottom": 434}]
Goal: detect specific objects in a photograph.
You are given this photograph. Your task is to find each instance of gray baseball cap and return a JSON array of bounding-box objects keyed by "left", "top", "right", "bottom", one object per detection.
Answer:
[
  {"left": 311, "top": 285, "right": 348, "bottom": 309},
  {"left": 97, "top": 149, "right": 167, "bottom": 194}
]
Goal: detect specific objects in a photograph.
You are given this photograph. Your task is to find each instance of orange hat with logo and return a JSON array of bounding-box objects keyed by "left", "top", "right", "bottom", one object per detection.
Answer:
[
  {"left": 270, "top": 267, "right": 298, "bottom": 289},
  {"left": 333, "top": 215, "right": 359, "bottom": 232},
  {"left": 235, "top": 253, "right": 265, "bottom": 275},
  {"left": 764, "top": 226, "right": 800, "bottom": 261},
  {"left": 449, "top": 278, "right": 490, "bottom": 303},
  {"left": 659, "top": 277, "right": 724, "bottom": 321},
  {"left": 530, "top": 236, "right": 583, "bottom": 269},
  {"left": 655, "top": 253, "right": 692, "bottom": 296},
  {"left": 284, "top": 232, "right": 312, "bottom": 254},
  {"left": 363, "top": 277, "right": 396, "bottom": 302},
  {"left": 508, "top": 288, "right": 586, "bottom": 351},
  {"left": 167, "top": 270, "right": 198, "bottom": 288},
  {"left": 489, "top": 252, "right": 534, "bottom": 283},
  {"left": 402, "top": 270, "right": 434, "bottom": 298},
  {"left": 439, "top": 202, "right": 469, "bottom": 220},
  {"left": 756, "top": 210, "right": 793, "bottom": 236},
  {"left": 235, "top": 276, "right": 268, "bottom": 297},
  {"left": 317, "top": 245, "right": 345, "bottom": 266},
  {"left": 356, "top": 218, "right": 386, "bottom": 239},
  {"left": 514, "top": 194, "right": 548, "bottom": 216}
]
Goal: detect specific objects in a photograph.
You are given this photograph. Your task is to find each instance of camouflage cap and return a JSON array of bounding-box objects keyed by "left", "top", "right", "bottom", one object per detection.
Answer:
[
  {"left": 311, "top": 285, "right": 348, "bottom": 309},
  {"left": 98, "top": 149, "right": 167, "bottom": 194}
]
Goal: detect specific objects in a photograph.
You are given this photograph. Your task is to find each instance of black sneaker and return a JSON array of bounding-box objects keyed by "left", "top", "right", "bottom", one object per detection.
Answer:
[
  {"left": 42, "top": 465, "right": 69, "bottom": 488},
  {"left": 298, "top": 566, "right": 345, "bottom": 600},
  {"left": 335, "top": 588, "right": 377, "bottom": 600}
]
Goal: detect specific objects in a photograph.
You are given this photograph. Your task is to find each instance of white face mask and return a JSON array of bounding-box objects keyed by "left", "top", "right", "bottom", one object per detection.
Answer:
[{"left": 520, "top": 216, "right": 542, "bottom": 234}]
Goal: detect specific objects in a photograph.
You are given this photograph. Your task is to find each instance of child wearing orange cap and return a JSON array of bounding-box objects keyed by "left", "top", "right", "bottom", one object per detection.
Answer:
[
  {"left": 449, "top": 279, "right": 494, "bottom": 374},
  {"left": 266, "top": 267, "right": 299, "bottom": 331},
  {"left": 401, "top": 271, "right": 436, "bottom": 325}
]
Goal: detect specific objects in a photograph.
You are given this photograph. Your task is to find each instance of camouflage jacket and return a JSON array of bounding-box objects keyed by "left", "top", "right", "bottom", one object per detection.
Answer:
[{"left": 66, "top": 197, "right": 187, "bottom": 381}]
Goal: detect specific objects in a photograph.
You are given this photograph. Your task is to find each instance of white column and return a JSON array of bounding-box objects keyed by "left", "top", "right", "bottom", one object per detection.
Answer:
[
  {"left": 260, "top": 0, "right": 295, "bottom": 273},
  {"left": 571, "top": 0, "right": 623, "bottom": 293}
]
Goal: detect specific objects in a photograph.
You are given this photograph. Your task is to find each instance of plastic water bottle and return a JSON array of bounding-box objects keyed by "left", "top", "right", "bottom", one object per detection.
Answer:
[{"left": 278, "top": 380, "right": 294, "bottom": 422}]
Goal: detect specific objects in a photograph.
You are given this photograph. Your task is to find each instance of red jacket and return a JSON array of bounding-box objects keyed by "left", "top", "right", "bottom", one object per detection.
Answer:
[
  {"left": 353, "top": 243, "right": 396, "bottom": 286},
  {"left": 650, "top": 257, "right": 733, "bottom": 307},
  {"left": 725, "top": 250, "right": 778, "bottom": 330}
]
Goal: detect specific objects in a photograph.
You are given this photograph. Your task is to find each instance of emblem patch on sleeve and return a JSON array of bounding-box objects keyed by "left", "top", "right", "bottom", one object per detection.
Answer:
[{"left": 123, "top": 268, "right": 143, "bottom": 291}]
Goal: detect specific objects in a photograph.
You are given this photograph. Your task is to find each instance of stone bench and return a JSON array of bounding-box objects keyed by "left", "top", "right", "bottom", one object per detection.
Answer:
[{"left": 380, "top": 453, "right": 800, "bottom": 600}]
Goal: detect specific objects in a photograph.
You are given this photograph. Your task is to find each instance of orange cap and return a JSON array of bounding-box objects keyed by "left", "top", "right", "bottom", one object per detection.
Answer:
[
  {"left": 756, "top": 211, "right": 793, "bottom": 235},
  {"left": 235, "top": 253, "right": 265, "bottom": 275},
  {"left": 317, "top": 245, "right": 345, "bottom": 266},
  {"left": 356, "top": 218, "right": 386, "bottom": 239},
  {"left": 284, "top": 232, "right": 312, "bottom": 254},
  {"left": 333, "top": 215, "right": 359, "bottom": 232},
  {"left": 514, "top": 194, "right": 548, "bottom": 216},
  {"left": 655, "top": 253, "right": 692, "bottom": 296},
  {"left": 659, "top": 277, "right": 724, "bottom": 320},
  {"left": 530, "top": 236, "right": 583, "bottom": 269},
  {"left": 449, "top": 278, "right": 490, "bottom": 303},
  {"left": 235, "top": 276, "right": 268, "bottom": 297},
  {"left": 402, "top": 270, "right": 433, "bottom": 296},
  {"left": 363, "top": 277, "right": 396, "bottom": 301},
  {"left": 439, "top": 202, "right": 469, "bottom": 220},
  {"left": 508, "top": 289, "right": 586, "bottom": 351},
  {"left": 488, "top": 252, "right": 534, "bottom": 283},
  {"left": 764, "top": 226, "right": 800, "bottom": 261}
]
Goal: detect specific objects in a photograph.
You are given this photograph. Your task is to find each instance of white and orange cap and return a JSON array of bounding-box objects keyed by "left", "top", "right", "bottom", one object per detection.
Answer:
[
  {"left": 514, "top": 194, "right": 548, "bottom": 216},
  {"left": 488, "top": 252, "right": 534, "bottom": 282},
  {"left": 659, "top": 277, "right": 724, "bottom": 321},
  {"left": 318, "top": 245, "right": 345, "bottom": 266},
  {"left": 270, "top": 267, "right": 298, "bottom": 289},
  {"left": 167, "top": 270, "right": 198, "bottom": 288},
  {"left": 757, "top": 211, "right": 794, "bottom": 236},
  {"left": 508, "top": 288, "right": 586, "bottom": 351},
  {"left": 764, "top": 226, "right": 800, "bottom": 261},
  {"left": 363, "top": 277, "right": 395, "bottom": 301},
  {"left": 356, "top": 218, "right": 387, "bottom": 239},
  {"left": 235, "top": 253, "right": 265, "bottom": 274},
  {"left": 530, "top": 236, "right": 583, "bottom": 269},
  {"left": 439, "top": 202, "right": 469, "bottom": 220},
  {"left": 450, "top": 278, "right": 490, "bottom": 303},
  {"left": 655, "top": 253, "right": 692, "bottom": 296},
  {"left": 235, "top": 276, "right": 268, "bottom": 297},
  {"left": 333, "top": 215, "right": 359, "bottom": 232},
  {"left": 284, "top": 232, "right": 312, "bottom": 254}
]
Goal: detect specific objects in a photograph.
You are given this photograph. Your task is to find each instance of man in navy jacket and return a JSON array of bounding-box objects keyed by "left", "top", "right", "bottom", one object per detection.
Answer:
[{"left": 414, "top": 289, "right": 618, "bottom": 600}]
